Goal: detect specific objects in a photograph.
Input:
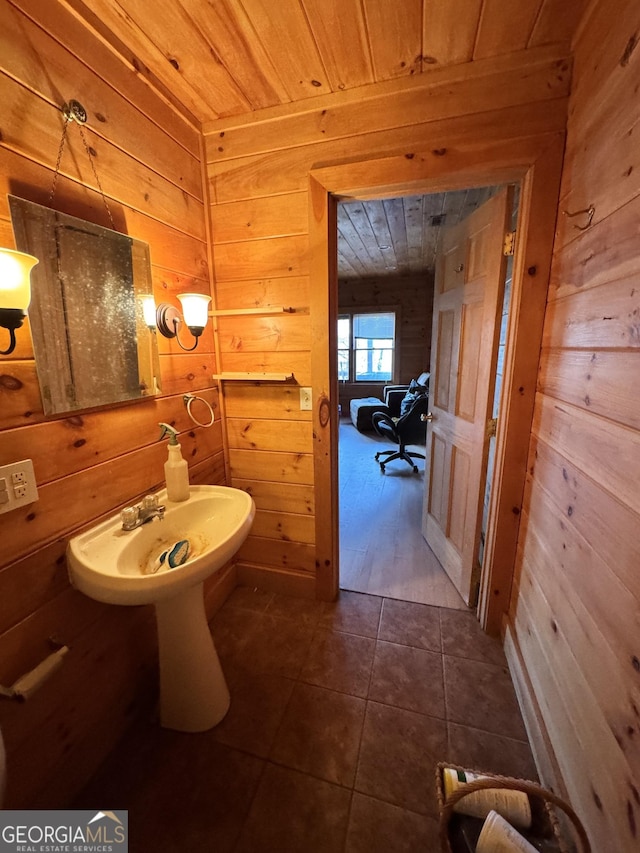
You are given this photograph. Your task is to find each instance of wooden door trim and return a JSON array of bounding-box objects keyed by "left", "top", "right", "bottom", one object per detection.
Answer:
[
  {"left": 309, "top": 175, "right": 339, "bottom": 602},
  {"left": 309, "top": 133, "right": 565, "bottom": 635}
]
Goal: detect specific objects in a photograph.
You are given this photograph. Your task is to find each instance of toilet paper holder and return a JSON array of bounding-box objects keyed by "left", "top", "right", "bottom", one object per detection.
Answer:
[{"left": 0, "top": 638, "right": 69, "bottom": 701}]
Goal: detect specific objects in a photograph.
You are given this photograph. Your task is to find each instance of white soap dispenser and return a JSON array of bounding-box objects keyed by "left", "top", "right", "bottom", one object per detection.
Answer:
[{"left": 159, "top": 422, "right": 190, "bottom": 502}]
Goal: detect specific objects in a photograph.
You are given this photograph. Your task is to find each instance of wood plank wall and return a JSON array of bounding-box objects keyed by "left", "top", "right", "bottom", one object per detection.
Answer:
[
  {"left": 337, "top": 273, "right": 434, "bottom": 414},
  {"left": 0, "top": 0, "right": 226, "bottom": 807},
  {"left": 507, "top": 1, "right": 640, "bottom": 849},
  {"left": 204, "top": 45, "right": 571, "bottom": 597}
]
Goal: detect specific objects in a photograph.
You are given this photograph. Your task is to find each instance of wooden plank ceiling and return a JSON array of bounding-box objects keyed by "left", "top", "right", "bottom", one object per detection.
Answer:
[
  {"left": 338, "top": 186, "right": 497, "bottom": 280},
  {"left": 63, "top": 0, "right": 586, "bottom": 125},
  {"left": 58, "top": 1, "right": 582, "bottom": 280}
]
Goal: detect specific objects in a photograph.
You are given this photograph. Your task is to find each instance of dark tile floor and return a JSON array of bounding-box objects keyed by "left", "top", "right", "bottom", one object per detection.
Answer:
[{"left": 75, "top": 588, "right": 537, "bottom": 852}]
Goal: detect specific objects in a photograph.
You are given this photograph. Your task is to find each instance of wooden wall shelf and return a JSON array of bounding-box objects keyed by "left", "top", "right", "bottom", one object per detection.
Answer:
[
  {"left": 209, "top": 306, "right": 295, "bottom": 317},
  {"left": 212, "top": 372, "right": 296, "bottom": 382},
  {"left": 211, "top": 307, "right": 297, "bottom": 382}
]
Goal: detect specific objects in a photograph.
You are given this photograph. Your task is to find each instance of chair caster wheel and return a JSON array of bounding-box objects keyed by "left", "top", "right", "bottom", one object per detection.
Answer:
[
  {"left": 375, "top": 452, "right": 381, "bottom": 461},
  {"left": 379, "top": 464, "right": 386, "bottom": 473},
  {"left": 413, "top": 466, "right": 419, "bottom": 473}
]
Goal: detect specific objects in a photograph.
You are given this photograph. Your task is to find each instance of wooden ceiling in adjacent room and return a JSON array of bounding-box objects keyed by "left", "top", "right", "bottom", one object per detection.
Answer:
[
  {"left": 338, "top": 186, "right": 497, "bottom": 280},
  {"left": 64, "top": 0, "right": 586, "bottom": 124}
]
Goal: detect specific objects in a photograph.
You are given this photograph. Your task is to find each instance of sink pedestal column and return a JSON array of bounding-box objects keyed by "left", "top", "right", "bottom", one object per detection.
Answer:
[{"left": 154, "top": 582, "right": 230, "bottom": 732}]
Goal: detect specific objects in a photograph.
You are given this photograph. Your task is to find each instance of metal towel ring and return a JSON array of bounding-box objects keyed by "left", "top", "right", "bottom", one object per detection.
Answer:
[{"left": 183, "top": 394, "right": 215, "bottom": 427}]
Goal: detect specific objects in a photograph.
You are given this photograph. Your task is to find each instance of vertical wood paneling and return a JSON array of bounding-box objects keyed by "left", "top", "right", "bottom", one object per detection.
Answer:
[
  {"left": 422, "top": 0, "right": 483, "bottom": 67},
  {"left": 46, "top": 0, "right": 581, "bottom": 124},
  {"left": 177, "top": 0, "right": 288, "bottom": 110},
  {"left": 0, "top": 1, "right": 223, "bottom": 809},
  {"left": 62, "top": 0, "right": 248, "bottom": 119},
  {"left": 230, "top": 0, "right": 329, "bottom": 99},
  {"left": 511, "top": 1, "right": 640, "bottom": 848},
  {"left": 474, "top": 0, "right": 543, "bottom": 59},
  {"left": 528, "top": 0, "right": 588, "bottom": 49},
  {"left": 337, "top": 274, "right": 433, "bottom": 413},
  {"left": 302, "top": 0, "right": 374, "bottom": 90},
  {"left": 362, "top": 0, "right": 423, "bottom": 78}
]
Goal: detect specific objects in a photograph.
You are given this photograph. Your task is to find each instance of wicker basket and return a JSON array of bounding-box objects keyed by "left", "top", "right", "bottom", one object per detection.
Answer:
[{"left": 436, "top": 763, "right": 591, "bottom": 853}]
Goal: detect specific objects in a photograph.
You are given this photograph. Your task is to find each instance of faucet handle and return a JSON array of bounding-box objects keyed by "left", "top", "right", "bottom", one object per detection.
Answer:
[
  {"left": 120, "top": 506, "right": 140, "bottom": 529},
  {"left": 141, "top": 494, "right": 159, "bottom": 511}
]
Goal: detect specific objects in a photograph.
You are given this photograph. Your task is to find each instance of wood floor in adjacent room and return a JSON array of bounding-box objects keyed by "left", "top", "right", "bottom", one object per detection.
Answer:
[{"left": 338, "top": 418, "right": 467, "bottom": 610}]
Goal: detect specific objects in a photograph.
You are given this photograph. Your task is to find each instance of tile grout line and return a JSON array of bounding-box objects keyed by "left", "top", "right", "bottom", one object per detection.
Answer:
[
  {"left": 342, "top": 597, "right": 385, "bottom": 847},
  {"left": 230, "top": 603, "right": 328, "bottom": 852},
  {"left": 439, "top": 606, "right": 454, "bottom": 764}
]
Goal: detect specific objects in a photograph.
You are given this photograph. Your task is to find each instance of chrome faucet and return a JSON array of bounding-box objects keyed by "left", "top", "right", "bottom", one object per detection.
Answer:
[{"left": 120, "top": 494, "right": 166, "bottom": 531}]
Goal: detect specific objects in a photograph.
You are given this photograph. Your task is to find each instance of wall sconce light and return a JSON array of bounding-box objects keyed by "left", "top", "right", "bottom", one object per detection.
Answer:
[
  {"left": 141, "top": 294, "right": 158, "bottom": 329},
  {"left": 0, "top": 248, "right": 39, "bottom": 355},
  {"left": 154, "top": 293, "right": 211, "bottom": 351}
]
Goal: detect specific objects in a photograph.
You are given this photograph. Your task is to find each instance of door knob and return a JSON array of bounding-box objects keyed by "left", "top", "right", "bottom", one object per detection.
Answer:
[{"left": 421, "top": 412, "right": 434, "bottom": 422}]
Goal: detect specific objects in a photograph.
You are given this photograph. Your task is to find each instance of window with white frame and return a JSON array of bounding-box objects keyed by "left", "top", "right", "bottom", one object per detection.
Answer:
[{"left": 338, "top": 311, "right": 396, "bottom": 382}]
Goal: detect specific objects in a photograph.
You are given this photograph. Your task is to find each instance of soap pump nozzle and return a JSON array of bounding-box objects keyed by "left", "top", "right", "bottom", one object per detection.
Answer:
[
  {"left": 158, "top": 422, "right": 189, "bottom": 501},
  {"left": 158, "top": 422, "right": 179, "bottom": 445}
]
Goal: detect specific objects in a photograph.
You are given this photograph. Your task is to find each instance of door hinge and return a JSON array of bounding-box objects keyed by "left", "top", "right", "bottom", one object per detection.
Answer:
[
  {"left": 486, "top": 418, "right": 498, "bottom": 438},
  {"left": 503, "top": 230, "right": 516, "bottom": 256}
]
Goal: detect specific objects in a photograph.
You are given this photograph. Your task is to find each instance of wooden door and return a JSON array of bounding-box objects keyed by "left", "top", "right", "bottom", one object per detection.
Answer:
[{"left": 422, "top": 188, "right": 512, "bottom": 606}]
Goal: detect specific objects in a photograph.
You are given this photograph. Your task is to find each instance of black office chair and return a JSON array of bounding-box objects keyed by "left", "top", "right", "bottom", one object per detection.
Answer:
[{"left": 372, "top": 394, "right": 429, "bottom": 473}]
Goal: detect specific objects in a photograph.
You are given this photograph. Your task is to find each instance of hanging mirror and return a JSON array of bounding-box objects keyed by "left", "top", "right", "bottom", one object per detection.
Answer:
[{"left": 9, "top": 195, "right": 161, "bottom": 416}]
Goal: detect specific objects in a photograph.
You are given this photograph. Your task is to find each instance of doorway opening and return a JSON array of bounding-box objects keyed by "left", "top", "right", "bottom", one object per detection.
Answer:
[
  {"left": 308, "top": 134, "right": 563, "bottom": 635},
  {"left": 335, "top": 186, "right": 515, "bottom": 609}
]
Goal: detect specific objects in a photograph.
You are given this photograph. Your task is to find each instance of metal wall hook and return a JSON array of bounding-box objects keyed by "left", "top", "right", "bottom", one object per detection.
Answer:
[
  {"left": 563, "top": 205, "right": 595, "bottom": 231},
  {"left": 62, "top": 100, "right": 87, "bottom": 124}
]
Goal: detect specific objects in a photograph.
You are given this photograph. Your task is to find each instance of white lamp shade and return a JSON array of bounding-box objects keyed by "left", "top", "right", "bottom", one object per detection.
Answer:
[
  {"left": 141, "top": 294, "right": 157, "bottom": 327},
  {"left": 0, "top": 248, "right": 38, "bottom": 311},
  {"left": 177, "top": 292, "right": 211, "bottom": 329}
]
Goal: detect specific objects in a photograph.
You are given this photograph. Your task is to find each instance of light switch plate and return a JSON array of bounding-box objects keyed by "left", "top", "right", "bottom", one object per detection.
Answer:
[
  {"left": 0, "top": 459, "right": 38, "bottom": 515},
  {"left": 299, "top": 387, "right": 312, "bottom": 411}
]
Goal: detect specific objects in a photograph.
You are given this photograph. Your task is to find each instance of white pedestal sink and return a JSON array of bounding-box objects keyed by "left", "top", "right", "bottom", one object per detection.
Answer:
[{"left": 67, "top": 486, "right": 255, "bottom": 732}]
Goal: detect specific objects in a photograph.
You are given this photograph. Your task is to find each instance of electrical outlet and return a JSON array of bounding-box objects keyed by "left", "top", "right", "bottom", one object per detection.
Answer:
[
  {"left": 300, "top": 387, "right": 312, "bottom": 411},
  {"left": 0, "top": 459, "right": 38, "bottom": 515}
]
